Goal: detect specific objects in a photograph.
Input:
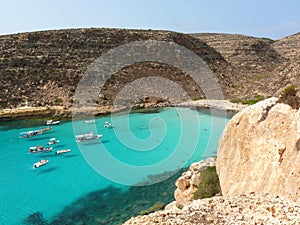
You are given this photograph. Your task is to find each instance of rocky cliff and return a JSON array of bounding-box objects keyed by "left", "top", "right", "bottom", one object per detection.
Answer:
[
  {"left": 1, "top": 28, "right": 300, "bottom": 111},
  {"left": 216, "top": 97, "right": 300, "bottom": 203}
]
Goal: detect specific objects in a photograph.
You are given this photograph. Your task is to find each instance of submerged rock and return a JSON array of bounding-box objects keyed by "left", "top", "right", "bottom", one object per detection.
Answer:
[{"left": 24, "top": 212, "right": 48, "bottom": 225}]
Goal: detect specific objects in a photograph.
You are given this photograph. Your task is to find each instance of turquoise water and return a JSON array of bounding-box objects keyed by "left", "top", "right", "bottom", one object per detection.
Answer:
[{"left": 0, "top": 107, "right": 230, "bottom": 225}]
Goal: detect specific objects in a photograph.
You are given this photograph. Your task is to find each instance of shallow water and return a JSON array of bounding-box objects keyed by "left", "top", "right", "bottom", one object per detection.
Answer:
[{"left": 0, "top": 107, "right": 231, "bottom": 225}]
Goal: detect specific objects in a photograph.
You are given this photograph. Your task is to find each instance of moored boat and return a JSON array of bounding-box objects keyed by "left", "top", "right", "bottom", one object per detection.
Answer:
[
  {"left": 33, "top": 159, "right": 49, "bottom": 168},
  {"left": 42, "top": 126, "right": 52, "bottom": 132},
  {"left": 104, "top": 121, "right": 112, "bottom": 128},
  {"left": 84, "top": 119, "right": 95, "bottom": 124},
  {"left": 19, "top": 130, "right": 43, "bottom": 138},
  {"left": 75, "top": 132, "right": 103, "bottom": 143},
  {"left": 30, "top": 146, "right": 53, "bottom": 153},
  {"left": 47, "top": 138, "right": 60, "bottom": 145},
  {"left": 46, "top": 120, "right": 60, "bottom": 125},
  {"left": 20, "top": 126, "right": 52, "bottom": 138},
  {"left": 55, "top": 149, "right": 71, "bottom": 155}
]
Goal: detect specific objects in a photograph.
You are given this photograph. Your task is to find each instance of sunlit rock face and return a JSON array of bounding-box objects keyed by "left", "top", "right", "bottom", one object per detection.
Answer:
[{"left": 217, "top": 97, "right": 300, "bottom": 203}]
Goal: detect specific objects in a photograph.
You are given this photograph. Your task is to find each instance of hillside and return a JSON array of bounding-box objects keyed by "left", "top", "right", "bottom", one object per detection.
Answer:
[
  {"left": 0, "top": 28, "right": 299, "bottom": 110},
  {"left": 191, "top": 33, "right": 300, "bottom": 98}
]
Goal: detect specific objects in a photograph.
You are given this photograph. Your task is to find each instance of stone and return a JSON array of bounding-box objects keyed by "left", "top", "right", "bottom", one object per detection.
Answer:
[
  {"left": 216, "top": 98, "right": 300, "bottom": 202},
  {"left": 174, "top": 158, "right": 216, "bottom": 207}
]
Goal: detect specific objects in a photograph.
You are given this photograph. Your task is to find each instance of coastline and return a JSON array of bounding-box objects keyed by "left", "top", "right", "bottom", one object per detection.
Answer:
[{"left": 0, "top": 100, "right": 246, "bottom": 121}]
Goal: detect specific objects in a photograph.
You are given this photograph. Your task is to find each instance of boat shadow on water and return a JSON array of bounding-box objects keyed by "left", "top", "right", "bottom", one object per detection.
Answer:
[
  {"left": 25, "top": 136, "right": 51, "bottom": 141},
  {"left": 37, "top": 154, "right": 57, "bottom": 158},
  {"left": 36, "top": 167, "right": 59, "bottom": 174},
  {"left": 53, "top": 144, "right": 65, "bottom": 148},
  {"left": 62, "top": 154, "right": 78, "bottom": 158},
  {"left": 79, "top": 140, "right": 109, "bottom": 145}
]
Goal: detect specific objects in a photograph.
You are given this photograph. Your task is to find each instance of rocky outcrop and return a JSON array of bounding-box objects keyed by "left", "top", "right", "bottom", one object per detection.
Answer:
[
  {"left": 174, "top": 158, "right": 216, "bottom": 207},
  {"left": 123, "top": 192, "right": 300, "bottom": 224},
  {"left": 216, "top": 97, "right": 300, "bottom": 202}
]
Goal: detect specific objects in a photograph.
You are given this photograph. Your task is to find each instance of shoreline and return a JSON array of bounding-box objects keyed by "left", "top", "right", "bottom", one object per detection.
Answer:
[{"left": 0, "top": 100, "right": 246, "bottom": 121}]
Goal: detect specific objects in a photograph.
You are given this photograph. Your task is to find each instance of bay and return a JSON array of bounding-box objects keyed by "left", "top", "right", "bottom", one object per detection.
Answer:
[{"left": 0, "top": 107, "right": 231, "bottom": 225}]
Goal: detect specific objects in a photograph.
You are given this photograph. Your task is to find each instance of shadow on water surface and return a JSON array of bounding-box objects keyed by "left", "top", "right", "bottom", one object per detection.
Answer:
[
  {"left": 24, "top": 168, "right": 185, "bottom": 225},
  {"left": 37, "top": 154, "right": 58, "bottom": 158},
  {"left": 36, "top": 167, "right": 59, "bottom": 174},
  {"left": 79, "top": 141, "right": 106, "bottom": 146},
  {"left": 62, "top": 154, "right": 79, "bottom": 158},
  {"left": 25, "top": 136, "right": 51, "bottom": 141},
  {"left": 51, "top": 144, "right": 65, "bottom": 148}
]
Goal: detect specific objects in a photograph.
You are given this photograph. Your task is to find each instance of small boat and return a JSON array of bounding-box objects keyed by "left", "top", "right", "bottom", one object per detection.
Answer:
[
  {"left": 33, "top": 159, "right": 49, "bottom": 168},
  {"left": 19, "top": 129, "right": 43, "bottom": 138},
  {"left": 46, "top": 120, "right": 60, "bottom": 125},
  {"left": 75, "top": 132, "right": 103, "bottom": 143},
  {"left": 104, "top": 121, "right": 112, "bottom": 128},
  {"left": 42, "top": 126, "right": 52, "bottom": 131},
  {"left": 84, "top": 119, "right": 95, "bottom": 124},
  {"left": 47, "top": 138, "right": 60, "bottom": 145},
  {"left": 56, "top": 149, "right": 71, "bottom": 155},
  {"left": 20, "top": 126, "right": 53, "bottom": 138},
  {"left": 30, "top": 146, "right": 53, "bottom": 153}
]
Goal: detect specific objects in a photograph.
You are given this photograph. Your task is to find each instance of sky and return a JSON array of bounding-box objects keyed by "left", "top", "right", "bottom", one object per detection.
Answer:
[{"left": 1, "top": 0, "right": 300, "bottom": 39}]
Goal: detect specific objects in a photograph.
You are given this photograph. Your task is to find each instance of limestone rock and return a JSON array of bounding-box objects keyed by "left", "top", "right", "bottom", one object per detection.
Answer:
[
  {"left": 123, "top": 193, "right": 300, "bottom": 224},
  {"left": 216, "top": 97, "right": 300, "bottom": 202},
  {"left": 174, "top": 158, "right": 216, "bottom": 206}
]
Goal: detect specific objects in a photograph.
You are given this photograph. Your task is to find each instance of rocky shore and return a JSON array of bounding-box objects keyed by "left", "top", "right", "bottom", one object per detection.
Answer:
[
  {"left": 173, "top": 99, "right": 246, "bottom": 112},
  {"left": 123, "top": 192, "right": 300, "bottom": 225},
  {"left": 0, "top": 99, "right": 245, "bottom": 121}
]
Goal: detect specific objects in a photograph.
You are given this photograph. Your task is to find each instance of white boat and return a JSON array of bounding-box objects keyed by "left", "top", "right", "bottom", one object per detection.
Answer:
[
  {"left": 104, "top": 121, "right": 112, "bottom": 128},
  {"left": 46, "top": 120, "right": 60, "bottom": 125},
  {"left": 56, "top": 149, "right": 71, "bottom": 155},
  {"left": 19, "top": 127, "right": 51, "bottom": 138},
  {"left": 19, "top": 129, "right": 43, "bottom": 138},
  {"left": 75, "top": 132, "right": 103, "bottom": 143},
  {"left": 33, "top": 159, "right": 49, "bottom": 168},
  {"left": 84, "top": 119, "right": 95, "bottom": 124},
  {"left": 29, "top": 145, "right": 53, "bottom": 153},
  {"left": 47, "top": 138, "right": 60, "bottom": 145}
]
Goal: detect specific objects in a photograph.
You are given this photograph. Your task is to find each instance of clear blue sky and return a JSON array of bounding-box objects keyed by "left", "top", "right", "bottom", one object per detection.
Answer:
[{"left": 1, "top": 0, "right": 300, "bottom": 39}]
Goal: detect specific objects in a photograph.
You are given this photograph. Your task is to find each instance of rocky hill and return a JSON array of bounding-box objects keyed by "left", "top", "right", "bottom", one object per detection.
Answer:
[
  {"left": 0, "top": 28, "right": 231, "bottom": 110},
  {"left": 0, "top": 28, "right": 300, "bottom": 112},
  {"left": 192, "top": 33, "right": 300, "bottom": 98}
]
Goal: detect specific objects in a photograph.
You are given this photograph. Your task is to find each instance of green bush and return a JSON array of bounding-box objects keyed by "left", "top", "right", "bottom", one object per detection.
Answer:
[
  {"left": 192, "top": 96, "right": 202, "bottom": 101},
  {"left": 230, "top": 95, "right": 264, "bottom": 105},
  {"left": 193, "top": 166, "right": 221, "bottom": 200},
  {"left": 55, "top": 98, "right": 63, "bottom": 104},
  {"left": 230, "top": 98, "right": 241, "bottom": 104},
  {"left": 279, "top": 85, "right": 300, "bottom": 109}
]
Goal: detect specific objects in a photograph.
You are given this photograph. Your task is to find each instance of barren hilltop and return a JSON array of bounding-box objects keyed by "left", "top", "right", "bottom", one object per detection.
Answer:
[{"left": 0, "top": 28, "right": 299, "bottom": 110}]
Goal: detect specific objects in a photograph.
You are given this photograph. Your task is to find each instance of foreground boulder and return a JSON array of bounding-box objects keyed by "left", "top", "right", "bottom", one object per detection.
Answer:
[
  {"left": 216, "top": 97, "right": 300, "bottom": 202},
  {"left": 174, "top": 158, "right": 216, "bottom": 207}
]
